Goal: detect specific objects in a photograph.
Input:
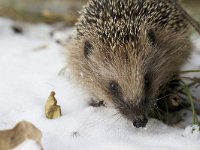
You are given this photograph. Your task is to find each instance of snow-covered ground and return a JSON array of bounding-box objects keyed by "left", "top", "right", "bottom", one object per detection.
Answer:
[{"left": 0, "top": 17, "right": 200, "bottom": 150}]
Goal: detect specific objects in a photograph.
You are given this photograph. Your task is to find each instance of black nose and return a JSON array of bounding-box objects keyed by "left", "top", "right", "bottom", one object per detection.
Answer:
[{"left": 132, "top": 115, "right": 148, "bottom": 128}]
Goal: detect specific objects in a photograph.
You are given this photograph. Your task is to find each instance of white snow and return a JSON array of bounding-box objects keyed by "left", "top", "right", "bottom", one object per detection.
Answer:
[
  {"left": 183, "top": 125, "right": 200, "bottom": 139},
  {"left": 0, "top": 17, "right": 200, "bottom": 150},
  {"left": 11, "top": 140, "right": 41, "bottom": 150}
]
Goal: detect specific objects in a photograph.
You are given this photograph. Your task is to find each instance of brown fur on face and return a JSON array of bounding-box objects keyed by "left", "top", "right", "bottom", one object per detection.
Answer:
[{"left": 67, "top": 0, "right": 192, "bottom": 122}]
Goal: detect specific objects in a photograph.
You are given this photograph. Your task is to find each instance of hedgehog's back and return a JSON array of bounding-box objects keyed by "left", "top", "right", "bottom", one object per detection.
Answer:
[{"left": 76, "top": 0, "right": 188, "bottom": 44}]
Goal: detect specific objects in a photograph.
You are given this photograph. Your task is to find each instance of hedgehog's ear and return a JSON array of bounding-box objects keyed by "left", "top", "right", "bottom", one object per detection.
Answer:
[
  {"left": 147, "top": 29, "right": 156, "bottom": 46},
  {"left": 84, "top": 40, "right": 94, "bottom": 58}
]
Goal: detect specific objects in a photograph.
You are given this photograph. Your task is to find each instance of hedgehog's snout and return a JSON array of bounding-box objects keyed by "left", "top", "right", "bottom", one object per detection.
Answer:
[{"left": 132, "top": 115, "right": 148, "bottom": 128}]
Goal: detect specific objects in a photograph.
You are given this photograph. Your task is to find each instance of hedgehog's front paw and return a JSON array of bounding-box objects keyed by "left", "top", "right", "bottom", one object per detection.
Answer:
[{"left": 89, "top": 99, "right": 105, "bottom": 107}]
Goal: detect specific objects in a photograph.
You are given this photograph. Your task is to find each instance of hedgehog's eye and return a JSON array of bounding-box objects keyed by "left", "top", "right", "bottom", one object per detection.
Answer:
[
  {"left": 144, "top": 74, "right": 150, "bottom": 91},
  {"left": 109, "top": 80, "right": 120, "bottom": 95},
  {"left": 147, "top": 29, "right": 156, "bottom": 46},
  {"left": 84, "top": 40, "right": 93, "bottom": 58}
]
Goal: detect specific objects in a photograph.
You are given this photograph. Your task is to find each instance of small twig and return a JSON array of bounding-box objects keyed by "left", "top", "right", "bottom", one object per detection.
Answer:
[
  {"left": 177, "top": 81, "right": 196, "bottom": 93},
  {"left": 171, "top": 0, "right": 200, "bottom": 34},
  {"left": 180, "top": 76, "right": 200, "bottom": 82}
]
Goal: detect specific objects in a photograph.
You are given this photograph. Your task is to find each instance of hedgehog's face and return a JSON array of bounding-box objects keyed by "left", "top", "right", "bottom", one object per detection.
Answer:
[{"left": 69, "top": 28, "right": 190, "bottom": 128}]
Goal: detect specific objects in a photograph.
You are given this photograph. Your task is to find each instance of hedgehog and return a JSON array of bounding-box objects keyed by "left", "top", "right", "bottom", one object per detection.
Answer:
[{"left": 67, "top": 0, "right": 192, "bottom": 128}]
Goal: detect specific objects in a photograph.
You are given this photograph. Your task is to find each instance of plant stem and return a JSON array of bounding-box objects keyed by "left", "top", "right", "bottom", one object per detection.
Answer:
[
  {"left": 178, "top": 70, "right": 200, "bottom": 74},
  {"left": 181, "top": 81, "right": 199, "bottom": 125}
]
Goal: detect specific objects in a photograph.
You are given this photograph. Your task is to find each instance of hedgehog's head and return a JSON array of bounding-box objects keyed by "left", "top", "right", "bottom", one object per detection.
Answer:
[
  {"left": 68, "top": 26, "right": 190, "bottom": 128},
  {"left": 68, "top": 0, "right": 191, "bottom": 128}
]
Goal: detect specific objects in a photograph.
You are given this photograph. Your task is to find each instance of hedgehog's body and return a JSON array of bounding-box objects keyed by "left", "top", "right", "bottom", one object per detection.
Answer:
[{"left": 67, "top": 0, "right": 192, "bottom": 128}]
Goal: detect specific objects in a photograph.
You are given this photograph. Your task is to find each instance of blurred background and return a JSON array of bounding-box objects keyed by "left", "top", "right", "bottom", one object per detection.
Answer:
[{"left": 0, "top": 0, "right": 199, "bottom": 26}]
